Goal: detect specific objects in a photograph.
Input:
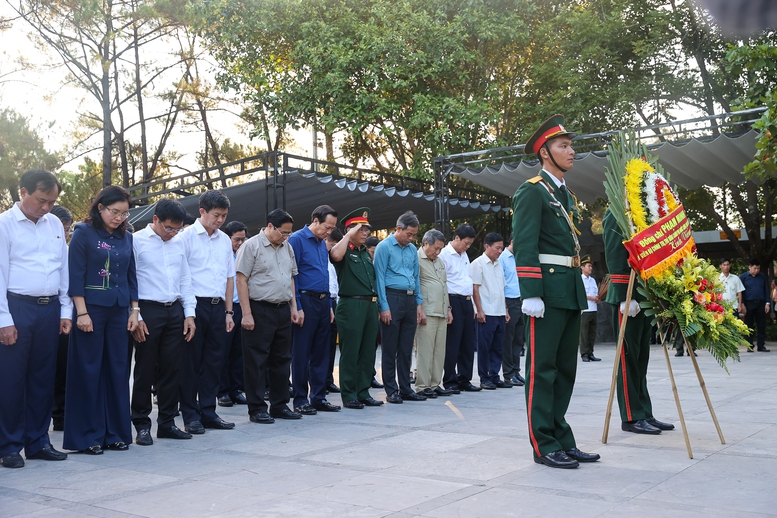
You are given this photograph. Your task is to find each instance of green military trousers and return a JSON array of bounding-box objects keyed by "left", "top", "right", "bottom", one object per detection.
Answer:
[
  {"left": 336, "top": 298, "right": 379, "bottom": 403},
  {"left": 524, "top": 306, "right": 580, "bottom": 456},
  {"left": 611, "top": 307, "right": 654, "bottom": 423}
]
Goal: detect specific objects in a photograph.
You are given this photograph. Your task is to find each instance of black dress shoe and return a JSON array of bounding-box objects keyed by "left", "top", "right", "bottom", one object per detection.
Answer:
[
  {"left": 420, "top": 388, "right": 438, "bottom": 398},
  {"left": 217, "top": 395, "right": 234, "bottom": 407},
  {"left": 135, "top": 429, "right": 153, "bottom": 446},
  {"left": 0, "top": 452, "right": 24, "bottom": 468},
  {"left": 520, "top": 348, "right": 525, "bottom": 357},
  {"left": 495, "top": 380, "right": 513, "bottom": 388},
  {"left": 514, "top": 374, "right": 525, "bottom": 384},
  {"left": 386, "top": 393, "right": 403, "bottom": 404},
  {"left": 758, "top": 346, "right": 771, "bottom": 352},
  {"left": 295, "top": 404, "right": 318, "bottom": 415},
  {"left": 358, "top": 397, "right": 384, "bottom": 406},
  {"left": 231, "top": 391, "right": 248, "bottom": 404},
  {"left": 675, "top": 350, "right": 684, "bottom": 356},
  {"left": 105, "top": 442, "right": 129, "bottom": 451},
  {"left": 344, "top": 399, "right": 365, "bottom": 409},
  {"left": 327, "top": 383, "right": 341, "bottom": 393},
  {"left": 480, "top": 382, "right": 497, "bottom": 390},
  {"left": 52, "top": 420, "right": 64, "bottom": 432},
  {"left": 402, "top": 392, "right": 427, "bottom": 401},
  {"left": 371, "top": 378, "right": 384, "bottom": 389},
  {"left": 622, "top": 419, "right": 661, "bottom": 435},
  {"left": 271, "top": 408, "right": 302, "bottom": 420},
  {"left": 157, "top": 425, "right": 192, "bottom": 439},
  {"left": 249, "top": 411, "right": 275, "bottom": 424},
  {"left": 445, "top": 385, "right": 461, "bottom": 394},
  {"left": 581, "top": 355, "right": 591, "bottom": 362},
  {"left": 534, "top": 450, "right": 578, "bottom": 469},
  {"left": 185, "top": 421, "right": 206, "bottom": 434},
  {"left": 588, "top": 354, "right": 601, "bottom": 361},
  {"left": 79, "top": 445, "right": 103, "bottom": 455},
  {"left": 203, "top": 417, "right": 236, "bottom": 429},
  {"left": 509, "top": 376, "right": 525, "bottom": 387},
  {"left": 26, "top": 444, "right": 68, "bottom": 461},
  {"left": 462, "top": 383, "right": 482, "bottom": 392},
  {"left": 564, "top": 447, "right": 600, "bottom": 462},
  {"left": 313, "top": 400, "right": 342, "bottom": 412},
  {"left": 434, "top": 387, "right": 453, "bottom": 396},
  {"left": 647, "top": 417, "right": 675, "bottom": 430}
]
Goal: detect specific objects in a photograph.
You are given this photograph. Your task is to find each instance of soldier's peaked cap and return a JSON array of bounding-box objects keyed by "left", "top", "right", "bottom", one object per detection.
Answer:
[
  {"left": 525, "top": 114, "right": 577, "bottom": 156},
  {"left": 342, "top": 207, "right": 372, "bottom": 228}
]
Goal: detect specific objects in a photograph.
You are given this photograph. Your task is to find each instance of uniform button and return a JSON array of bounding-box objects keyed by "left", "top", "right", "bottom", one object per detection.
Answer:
[{"left": 549, "top": 268, "right": 555, "bottom": 273}]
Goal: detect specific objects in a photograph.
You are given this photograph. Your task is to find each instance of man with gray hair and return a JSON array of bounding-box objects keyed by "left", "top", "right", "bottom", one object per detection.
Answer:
[
  {"left": 374, "top": 211, "right": 425, "bottom": 404},
  {"left": 415, "top": 229, "right": 452, "bottom": 398}
]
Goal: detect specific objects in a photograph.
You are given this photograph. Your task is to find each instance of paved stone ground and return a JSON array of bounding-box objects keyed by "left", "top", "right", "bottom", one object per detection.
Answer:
[{"left": 2, "top": 341, "right": 776, "bottom": 517}]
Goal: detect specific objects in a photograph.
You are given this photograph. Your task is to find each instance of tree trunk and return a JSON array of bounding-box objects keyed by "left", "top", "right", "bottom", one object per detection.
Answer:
[{"left": 101, "top": 0, "right": 114, "bottom": 187}]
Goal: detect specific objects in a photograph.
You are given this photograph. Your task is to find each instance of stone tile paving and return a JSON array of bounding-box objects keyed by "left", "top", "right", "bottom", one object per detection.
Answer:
[{"left": 1, "top": 342, "right": 775, "bottom": 517}]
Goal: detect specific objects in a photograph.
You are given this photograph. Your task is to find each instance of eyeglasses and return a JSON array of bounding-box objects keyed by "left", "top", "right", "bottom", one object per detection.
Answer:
[
  {"left": 357, "top": 227, "right": 371, "bottom": 234},
  {"left": 163, "top": 226, "right": 185, "bottom": 234},
  {"left": 231, "top": 236, "right": 247, "bottom": 243},
  {"left": 103, "top": 207, "right": 130, "bottom": 220},
  {"left": 273, "top": 227, "right": 293, "bottom": 238}
]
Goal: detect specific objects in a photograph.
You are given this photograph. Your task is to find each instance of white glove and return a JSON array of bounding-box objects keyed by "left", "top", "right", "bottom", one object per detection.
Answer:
[
  {"left": 620, "top": 300, "right": 640, "bottom": 317},
  {"left": 522, "top": 297, "right": 545, "bottom": 318}
]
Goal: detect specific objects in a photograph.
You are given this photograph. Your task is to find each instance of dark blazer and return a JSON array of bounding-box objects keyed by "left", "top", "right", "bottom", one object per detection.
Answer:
[{"left": 68, "top": 222, "right": 138, "bottom": 307}]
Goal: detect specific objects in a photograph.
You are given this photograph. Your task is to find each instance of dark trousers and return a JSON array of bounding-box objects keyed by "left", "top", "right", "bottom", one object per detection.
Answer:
[
  {"left": 131, "top": 301, "right": 185, "bottom": 430},
  {"left": 336, "top": 298, "right": 378, "bottom": 402},
  {"left": 477, "top": 315, "right": 506, "bottom": 384},
  {"left": 218, "top": 302, "right": 244, "bottom": 398},
  {"left": 502, "top": 297, "right": 524, "bottom": 379},
  {"left": 52, "top": 331, "right": 69, "bottom": 427},
  {"left": 612, "top": 307, "right": 653, "bottom": 423},
  {"left": 744, "top": 299, "right": 767, "bottom": 347},
  {"left": 0, "top": 296, "right": 60, "bottom": 457},
  {"left": 327, "top": 299, "right": 338, "bottom": 387},
  {"left": 380, "top": 291, "right": 418, "bottom": 397},
  {"left": 180, "top": 299, "right": 227, "bottom": 425},
  {"left": 292, "top": 294, "right": 331, "bottom": 407},
  {"left": 64, "top": 303, "right": 132, "bottom": 451},
  {"left": 243, "top": 300, "right": 292, "bottom": 416},
  {"left": 579, "top": 311, "right": 598, "bottom": 357},
  {"left": 443, "top": 295, "right": 475, "bottom": 389}
]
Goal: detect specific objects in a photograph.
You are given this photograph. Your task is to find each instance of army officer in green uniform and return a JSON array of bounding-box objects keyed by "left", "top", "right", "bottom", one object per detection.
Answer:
[
  {"left": 602, "top": 209, "right": 675, "bottom": 435},
  {"left": 329, "top": 208, "right": 384, "bottom": 410},
  {"left": 512, "top": 114, "right": 600, "bottom": 469}
]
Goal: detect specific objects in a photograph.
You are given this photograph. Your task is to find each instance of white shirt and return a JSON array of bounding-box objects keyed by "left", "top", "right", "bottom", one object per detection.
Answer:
[
  {"left": 581, "top": 273, "right": 598, "bottom": 312},
  {"left": 440, "top": 243, "right": 473, "bottom": 296},
  {"left": 133, "top": 225, "right": 196, "bottom": 318},
  {"left": 328, "top": 260, "right": 339, "bottom": 302},
  {"left": 0, "top": 204, "right": 72, "bottom": 326},
  {"left": 544, "top": 169, "right": 566, "bottom": 189},
  {"left": 471, "top": 254, "right": 506, "bottom": 316},
  {"left": 719, "top": 272, "right": 745, "bottom": 306},
  {"left": 180, "top": 219, "right": 235, "bottom": 298}
]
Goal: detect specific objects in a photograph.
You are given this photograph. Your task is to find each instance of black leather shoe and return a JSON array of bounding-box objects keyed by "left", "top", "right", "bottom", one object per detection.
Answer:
[
  {"left": 480, "top": 382, "right": 497, "bottom": 390},
  {"left": 514, "top": 374, "right": 525, "bottom": 384},
  {"left": 202, "top": 417, "right": 235, "bottom": 429},
  {"left": 564, "top": 447, "right": 600, "bottom": 462},
  {"left": 185, "top": 421, "right": 206, "bottom": 434},
  {"left": 675, "top": 350, "right": 684, "bottom": 356},
  {"left": 509, "top": 376, "right": 525, "bottom": 387},
  {"left": 270, "top": 408, "right": 302, "bottom": 420},
  {"left": 217, "top": 395, "right": 234, "bottom": 407},
  {"left": 327, "top": 383, "right": 341, "bottom": 393},
  {"left": 434, "top": 387, "right": 453, "bottom": 396},
  {"left": 135, "top": 429, "right": 153, "bottom": 446},
  {"left": 622, "top": 419, "right": 661, "bottom": 435},
  {"left": 402, "top": 392, "right": 427, "bottom": 401},
  {"left": 52, "top": 420, "right": 64, "bottom": 432},
  {"left": 295, "top": 404, "right": 318, "bottom": 415},
  {"left": 79, "top": 445, "right": 103, "bottom": 455},
  {"left": 387, "top": 393, "right": 403, "bottom": 404},
  {"left": 588, "top": 354, "right": 601, "bottom": 361},
  {"left": 495, "top": 380, "right": 513, "bottom": 388},
  {"left": 462, "top": 383, "right": 482, "bottom": 392},
  {"left": 445, "top": 385, "right": 461, "bottom": 394},
  {"left": 371, "top": 378, "right": 384, "bottom": 389},
  {"left": 105, "top": 442, "right": 129, "bottom": 451},
  {"left": 758, "top": 346, "right": 771, "bottom": 352},
  {"left": 344, "top": 399, "right": 365, "bottom": 409},
  {"left": 0, "top": 452, "right": 24, "bottom": 468},
  {"left": 313, "top": 401, "right": 342, "bottom": 412},
  {"left": 157, "top": 425, "right": 192, "bottom": 440},
  {"left": 582, "top": 355, "right": 591, "bottom": 362},
  {"left": 231, "top": 391, "right": 248, "bottom": 404},
  {"left": 358, "top": 397, "right": 383, "bottom": 406},
  {"left": 647, "top": 417, "right": 675, "bottom": 430},
  {"left": 26, "top": 444, "right": 68, "bottom": 461},
  {"left": 420, "top": 388, "right": 438, "bottom": 398},
  {"left": 249, "top": 411, "right": 275, "bottom": 424},
  {"left": 534, "top": 450, "right": 578, "bottom": 469},
  {"left": 520, "top": 347, "right": 525, "bottom": 356}
]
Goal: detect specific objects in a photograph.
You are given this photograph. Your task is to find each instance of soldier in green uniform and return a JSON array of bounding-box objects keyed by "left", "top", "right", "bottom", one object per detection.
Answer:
[
  {"left": 602, "top": 209, "right": 675, "bottom": 434},
  {"left": 512, "top": 114, "right": 600, "bottom": 469},
  {"left": 329, "top": 208, "right": 384, "bottom": 410}
]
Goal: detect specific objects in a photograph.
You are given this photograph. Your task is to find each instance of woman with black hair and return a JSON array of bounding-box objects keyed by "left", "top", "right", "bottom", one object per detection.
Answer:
[{"left": 63, "top": 186, "right": 139, "bottom": 455}]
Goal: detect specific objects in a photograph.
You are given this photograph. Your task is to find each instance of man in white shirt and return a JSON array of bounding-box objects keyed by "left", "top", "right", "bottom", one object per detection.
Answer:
[
  {"left": 131, "top": 199, "right": 197, "bottom": 445},
  {"left": 439, "top": 224, "right": 481, "bottom": 393},
  {"left": 719, "top": 257, "right": 745, "bottom": 315},
  {"left": 0, "top": 170, "right": 72, "bottom": 468},
  {"left": 471, "top": 233, "right": 510, "bottom": 390},
  {"left": 179, "top": 190, "right": 236, "bottom": 434},
  {"left": 579, "top": 255, "right": 601, "bottom": 362}
]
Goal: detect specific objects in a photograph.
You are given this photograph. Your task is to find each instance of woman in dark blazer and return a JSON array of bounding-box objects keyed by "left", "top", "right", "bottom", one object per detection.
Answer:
[{"left": 63, "top": 186, "right": 139, "bottom": 454}]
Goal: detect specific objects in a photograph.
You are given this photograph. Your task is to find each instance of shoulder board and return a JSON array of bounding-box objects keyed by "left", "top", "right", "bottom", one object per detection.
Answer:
[{"left": 526, "top": 176, "right": 543, "bottom": 184}]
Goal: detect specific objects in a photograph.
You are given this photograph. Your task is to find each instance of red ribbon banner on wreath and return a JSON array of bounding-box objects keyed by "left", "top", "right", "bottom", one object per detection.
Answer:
[{"left": 622, "top": 204, "right": 696, "bottom": 280}]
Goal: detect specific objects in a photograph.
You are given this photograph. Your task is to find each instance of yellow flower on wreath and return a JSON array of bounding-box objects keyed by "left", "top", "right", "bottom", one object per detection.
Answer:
[{"left": 624, "top": 158, "right": 652, "bottom": 232}]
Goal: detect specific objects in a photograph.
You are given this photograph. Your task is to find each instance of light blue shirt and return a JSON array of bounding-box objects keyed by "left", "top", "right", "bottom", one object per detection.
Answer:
[
  {"left": 498, "top": 248, "right": 521, "bottom": 299},
  {"left": 373, "top": 233, "right": 422, "bottom": 311}
]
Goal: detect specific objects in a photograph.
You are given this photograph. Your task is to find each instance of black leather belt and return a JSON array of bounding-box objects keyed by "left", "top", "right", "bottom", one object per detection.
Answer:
[
  {"left": 387, "top": 287, "right": 414, "bottom": 295},
  {"left": 139, "top": 299, "right": 179, "bottom": 307},
  {"left": 196, "top": 297, "right": 223, "bottom": 305},
  {"left": 252, "top": 299, "right": 289, "bottom": 308},
  {"left": 340, "top": 295, "right": 378, "bottom": 303},
  {"left": 449, "top": 294, "right": 472, "bottom": 300},
  {"left": 7, "top": 292, "right": 56, "bottom": 305},
  {"left": 300, "top": 290, "right": 329, "bottom": 300}
]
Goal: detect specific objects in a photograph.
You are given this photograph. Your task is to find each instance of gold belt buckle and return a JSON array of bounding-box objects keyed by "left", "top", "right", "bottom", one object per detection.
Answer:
[
  {"left": 371, "top": 296, "right": 377, "bottom": 303},
  {"left": 571, "top": 255, "right": 581, "bottom": 268}
]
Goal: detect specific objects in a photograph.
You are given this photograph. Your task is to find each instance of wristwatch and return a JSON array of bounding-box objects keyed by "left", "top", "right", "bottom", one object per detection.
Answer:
[{"left": 225, "top": 310, "right": 235, "bottom": 315}]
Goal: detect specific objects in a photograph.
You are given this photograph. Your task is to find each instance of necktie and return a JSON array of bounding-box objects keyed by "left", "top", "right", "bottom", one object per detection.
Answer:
[{"left": 558, "top": 185, "right": 570, "bottom": 210}]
